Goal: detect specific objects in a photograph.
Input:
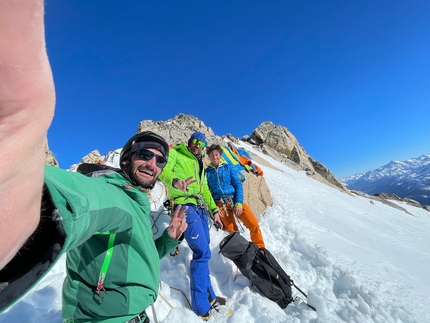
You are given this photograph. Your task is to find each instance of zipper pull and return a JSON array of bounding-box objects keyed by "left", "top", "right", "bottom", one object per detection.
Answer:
[{"left": 95, "top": 274, "right": 107, "bottom": 301}]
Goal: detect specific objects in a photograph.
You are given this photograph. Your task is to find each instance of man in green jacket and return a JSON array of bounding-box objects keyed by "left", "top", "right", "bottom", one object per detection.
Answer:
[
  {"left": 159, "top": 132, "right": 224, "bottom": 319},
  {"left": 1, "top": 132, "right": 188, "bottom": 323},
  {"left": 0, "top": 3, "right": 187, "bottom": 322}
]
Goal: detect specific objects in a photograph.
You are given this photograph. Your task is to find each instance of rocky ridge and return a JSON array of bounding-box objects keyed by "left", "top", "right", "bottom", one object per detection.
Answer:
[
  {"left": 247, "top": 121, "right": 347, "bottom": 191},
  {"left": 59, "top": 114, "right": 426, "bottom": 215}
]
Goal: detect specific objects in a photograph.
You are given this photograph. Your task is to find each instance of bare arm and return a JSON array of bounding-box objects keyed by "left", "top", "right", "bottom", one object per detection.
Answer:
[{"left": 0, "top": 0, "right": 55, "bottom": 269}]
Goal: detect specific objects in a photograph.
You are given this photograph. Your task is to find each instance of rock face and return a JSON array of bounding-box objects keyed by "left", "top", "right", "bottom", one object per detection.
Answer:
[
  {"left": 69, "top": 150, "right": 104, "bottom": 172},
  {"left": 242, "top": 171, "right": 273, "bottom": 220},
  {"left": 137, "top": 113, "right": 225, "bottom": 147},
  {"left": 248, "top": 121, "right": 347, "bottom": 192},
  {"left": 249, "top": 121, "right": 309, "bottom": 166},
  {"left": 45, "top": 142, "right": 59, "bottom": 167}
]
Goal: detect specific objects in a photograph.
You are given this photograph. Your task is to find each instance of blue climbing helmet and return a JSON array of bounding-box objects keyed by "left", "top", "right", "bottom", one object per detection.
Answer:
[{"left": 188, "top": 131, "right": 206, "bottom": 148}]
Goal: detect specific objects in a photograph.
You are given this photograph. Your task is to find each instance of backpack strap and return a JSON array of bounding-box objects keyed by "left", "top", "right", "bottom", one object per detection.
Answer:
[{"left": 77, "top": 163, "right": 127, "bottom": 177}]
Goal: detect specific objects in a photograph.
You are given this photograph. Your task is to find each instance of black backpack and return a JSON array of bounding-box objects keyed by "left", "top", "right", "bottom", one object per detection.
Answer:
[{"left": 219, "top": 232, "right": 294, "bottom": 308}]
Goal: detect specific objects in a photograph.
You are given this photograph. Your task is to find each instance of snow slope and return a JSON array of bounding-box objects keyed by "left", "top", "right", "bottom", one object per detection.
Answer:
[{"left": 1, "top": 142, "right": 430, "bottom": 323}]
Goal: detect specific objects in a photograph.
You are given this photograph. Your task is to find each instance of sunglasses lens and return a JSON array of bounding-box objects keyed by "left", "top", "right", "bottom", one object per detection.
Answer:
[
  {"left": 137, "top": 149, "right": 154, "bottom": 161},
  {"left": 192, "top": 138, "right": 206, "bottom": 148},
  {"left": 155, "top": 155, "right": 167, "bottom": 167},
  {"left": 136, "top": 149, "right": 167, "bottom": 168}
]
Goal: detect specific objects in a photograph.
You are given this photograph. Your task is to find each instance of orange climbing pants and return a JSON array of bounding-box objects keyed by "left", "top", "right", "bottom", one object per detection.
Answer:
[{"left": 216, "top": 201, "right": 265, "bottom": 248}]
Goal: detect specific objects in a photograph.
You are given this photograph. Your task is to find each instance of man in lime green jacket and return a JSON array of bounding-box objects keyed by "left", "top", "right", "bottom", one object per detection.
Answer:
[{"left": 159, "top": 132, "right": 225, "bottom": 319}]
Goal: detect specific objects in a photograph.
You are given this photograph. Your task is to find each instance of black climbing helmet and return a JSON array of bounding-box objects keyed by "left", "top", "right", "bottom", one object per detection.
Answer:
[{"left": 119, "top": 131, "right": 169, "bottom": 170}]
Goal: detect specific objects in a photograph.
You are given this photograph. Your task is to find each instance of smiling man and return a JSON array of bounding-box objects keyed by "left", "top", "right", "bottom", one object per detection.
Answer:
[
  {"left": 1, "top": 126, "right": 188, "bottom": 323},
  {"left": 120, "top": 133, "right": 169, "bottom": 188},
  {"left": 205, "top": 144, "right": 265, "bottom": 248},
  {"left": 159, "top": 132, "right": 225, "bottom": 319}
]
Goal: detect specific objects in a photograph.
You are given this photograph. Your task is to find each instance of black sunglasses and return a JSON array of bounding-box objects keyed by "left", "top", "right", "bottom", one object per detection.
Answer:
[{"left": 135, "top": 148, "right": 167, "bottom": 168}]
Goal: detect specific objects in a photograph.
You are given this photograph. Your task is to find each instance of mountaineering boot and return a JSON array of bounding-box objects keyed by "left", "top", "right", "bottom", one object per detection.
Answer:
[
  {"left": 200, "top": 296, "right": 228, "bottom": 320},
  {"left": 212, "top": 296, "right": 227, "bottom": 310}
]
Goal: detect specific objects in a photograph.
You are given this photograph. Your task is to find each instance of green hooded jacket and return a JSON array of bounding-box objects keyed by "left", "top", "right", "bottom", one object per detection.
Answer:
[
  {"left": 159, "top": 143, "right": 219, "bottom": 214},
  {"left": 43, "top": 165, "right": 179, "bottom": 322}
]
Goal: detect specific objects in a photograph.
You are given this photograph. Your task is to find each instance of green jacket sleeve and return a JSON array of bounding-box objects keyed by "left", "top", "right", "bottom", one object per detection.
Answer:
[
  {"left": 44, "top": 165, "right": 150, "bottom": 249},
  {"left": 154, "top": 229, "right": 180, "bottom": 259}
]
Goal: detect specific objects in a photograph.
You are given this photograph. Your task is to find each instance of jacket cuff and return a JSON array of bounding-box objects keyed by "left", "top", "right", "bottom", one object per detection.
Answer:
[{"left": 171, "top": 178, "right": 180, "bottom": 188}]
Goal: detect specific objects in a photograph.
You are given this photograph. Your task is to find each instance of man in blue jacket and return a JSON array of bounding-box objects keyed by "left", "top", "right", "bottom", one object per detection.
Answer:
[{"left": 205, "top": 144, "right": 265, "bottom": 248}]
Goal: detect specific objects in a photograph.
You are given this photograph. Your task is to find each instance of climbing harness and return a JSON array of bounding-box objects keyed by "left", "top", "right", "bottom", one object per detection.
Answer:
[
  {"left": 219, "top": 195, "right": 245, "bottom": 233},
  {"left": 172, "top": 194, "right": 221, "bottom": 230}
]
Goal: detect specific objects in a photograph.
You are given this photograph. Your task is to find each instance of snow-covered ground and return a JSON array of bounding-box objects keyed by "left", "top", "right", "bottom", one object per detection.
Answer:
[{"left": 1, "top": 142, "right": 430, "bottom": 323}]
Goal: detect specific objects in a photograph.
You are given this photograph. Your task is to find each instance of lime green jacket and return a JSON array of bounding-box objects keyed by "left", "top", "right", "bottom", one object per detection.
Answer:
[
  {"left": 159, "top": 143, "right": 219, "bottom": 214},
  {"left": 43, "top": 165, "right": 179, "bottom": 323}
]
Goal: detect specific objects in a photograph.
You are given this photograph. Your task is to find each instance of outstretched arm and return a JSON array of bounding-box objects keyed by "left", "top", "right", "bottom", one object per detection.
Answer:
[{"left": 0, "top": 1, "right": 55, "bottom": 269}]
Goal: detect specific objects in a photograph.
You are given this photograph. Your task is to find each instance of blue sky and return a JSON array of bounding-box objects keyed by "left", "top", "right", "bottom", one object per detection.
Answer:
[{"left": 44, "top": 1, "right": 430, "bottom": 178}]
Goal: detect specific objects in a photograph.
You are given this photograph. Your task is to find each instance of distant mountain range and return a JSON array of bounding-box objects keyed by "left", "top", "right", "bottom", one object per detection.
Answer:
[{"left": 341, "top": 154, "right": 430, "bottom": 206}]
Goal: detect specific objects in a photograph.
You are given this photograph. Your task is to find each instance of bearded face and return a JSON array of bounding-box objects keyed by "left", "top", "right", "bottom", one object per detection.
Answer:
[
  {"left": 127, "top": 148, "right": 164, "bottom": 188},
  {"left": 188, "top": 141, "right": 204, "bottom": 158}
]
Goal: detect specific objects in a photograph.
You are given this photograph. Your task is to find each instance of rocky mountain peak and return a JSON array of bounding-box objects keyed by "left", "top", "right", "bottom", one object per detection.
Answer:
[
  {"left": 247, "top": 121, "right": 346, "bottom": 191},
  {"left": 137, "top": 113, "right": 225, "bottom": 147}
]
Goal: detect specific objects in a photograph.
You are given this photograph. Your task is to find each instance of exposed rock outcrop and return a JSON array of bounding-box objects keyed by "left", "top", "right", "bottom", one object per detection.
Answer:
[
  {"left": 247, "top": 121, "right": 347, "bottom": 192},
  {"left": 68, "top": 150, "right": 104, "bottom": 172},
  {"left": 350, "top": 190, "right": 413, "bottom": 215},
  {"left": 374, "top": 193, "right": 425, "bottom": 209},
  {"left": 350, "top": 190, "right": 430, "bottom": 214},
  {"left": 242, "top": 171, "right": 273, "bottom": 219},
  {"left": 45, "top": 142, "right": 59, "bottom": 167},
  {"left": 137, "top": 114, "right": 225, "bottom": 147}
]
